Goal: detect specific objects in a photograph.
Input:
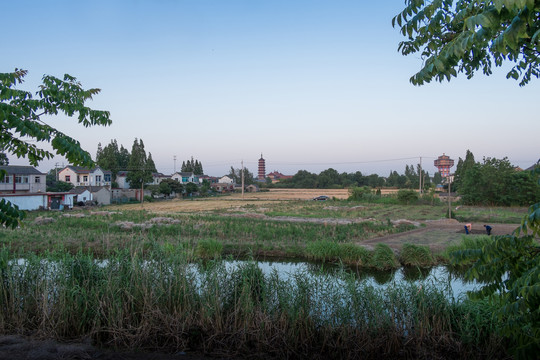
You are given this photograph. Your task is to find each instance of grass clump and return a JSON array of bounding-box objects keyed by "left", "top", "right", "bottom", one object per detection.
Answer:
[
  {"left": 372, "top": 243, "right": 399, "bottom": 270},
  {"left": 442, "top": 235, "right": 492, "bottom": 263},
  {"left": 305, "top": 240, "right": 340, "bottom": 262},
  {"left": 195, "top": 239, "right": 223, "bottom": 259},
  {"left": 400, "top": 243, "right": 434, "bottom": 267},
  {"left": 338, "top": 243, "right": 372, "bottom": 266}
]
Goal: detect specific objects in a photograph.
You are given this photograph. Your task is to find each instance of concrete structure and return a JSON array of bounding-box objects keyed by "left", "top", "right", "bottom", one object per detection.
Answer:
[
  {"left": 266, "top": 171, "right": 293, "bottom": 183},
  {"left": 115, "top": 171, "right": 170, "bottom": 189},
  {"left": 211, "top": 183, "right": 234, "bottom": 192},
  {"left": 218, "top": 175, "right": 234, "bottom": 184},
  {"left": 171, "top": 172, "right": 199, "bottom": 184},
  {"left": 0, "top": 192, "right": 75, "bottom": 210},
  {"left": 198, "top": 175, "right": 218, "bottom": 184},
  {"left": 149, "top": 172, "right": 170, "bottom": 186},
  {"left": 58, "top": 166, "right": 112, "bottom": 187},
  {"left": 434, "top": 154, "right": 454, "bottom": 178},
  {"left": 246, "top": 184, "right": 260, "bottom": 192},
  {"left": 0, "top": 166, "right": 46, "bottom": 193},
  {"left": 258, "top": 154, "right": 266, "bottom": 181},
  {"left": 71, "top": 186, "right": 111, "bottom": 205}
]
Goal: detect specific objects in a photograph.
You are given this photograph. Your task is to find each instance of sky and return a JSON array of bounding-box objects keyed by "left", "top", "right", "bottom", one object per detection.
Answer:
[{"left": 3, "top": 0, "right": 539, "bottom": 177}]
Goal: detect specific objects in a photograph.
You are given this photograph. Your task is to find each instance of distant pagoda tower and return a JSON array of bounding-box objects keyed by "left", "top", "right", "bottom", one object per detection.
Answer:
[
  {"left": 258, "top": 154, "right": 266, "bottom": 181},
  {"left": 434, "top": 153, "right": 454, "bottom": 178}
]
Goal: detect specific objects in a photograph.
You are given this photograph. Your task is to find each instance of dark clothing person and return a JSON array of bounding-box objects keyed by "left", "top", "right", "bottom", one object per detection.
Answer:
[{"left": 484, "top": 225, "right": 492, "bottom": 235}]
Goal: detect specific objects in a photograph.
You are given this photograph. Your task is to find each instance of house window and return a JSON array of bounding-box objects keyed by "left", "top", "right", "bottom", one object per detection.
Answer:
[
  {"left": 35, "top": 176, "right": 40, "bottom": 183},
  {"left": 95, "top": 175, "right": 101, "bottom": 182},
  {"left": 15, "top": 176, "right": 29, "bottom": 184},
  {"left": 182, "top": 177, "right": 189, "bottom": 182},
  {"left": 104, "top": 174, "right": 111, "bottom": 182},
  {"left": 65, "top": 175, "right": 71, "bottom": 182},
  {"left": 83, "top": 175, "right": 88, "bottom": 182},
  {"left": 77, "top": 175, "right": 80, "bottom": 182}
]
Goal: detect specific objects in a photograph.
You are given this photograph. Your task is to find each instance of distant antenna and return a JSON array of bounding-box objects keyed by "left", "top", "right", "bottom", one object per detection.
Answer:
[{"left": 173, "top": 155, "right": 177, "bottom": 173}]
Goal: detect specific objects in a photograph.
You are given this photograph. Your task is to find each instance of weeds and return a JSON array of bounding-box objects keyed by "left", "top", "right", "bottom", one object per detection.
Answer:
[{"left": 0, "top": 248, "right": 507, "bottom": 359}]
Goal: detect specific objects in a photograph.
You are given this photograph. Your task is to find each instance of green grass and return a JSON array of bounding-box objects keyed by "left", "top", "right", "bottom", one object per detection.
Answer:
[
  {"left": 442, "top": 235, "right": 493, "bottom": 263},
  {"left": 400, "top": 243, "right": 435, "bottom": 267},
  {"left": 0, "top": 247, "right": 507, "bottom": 359},
  {"left": 372, "top": 243, "right": 400, "bottom": 270}
]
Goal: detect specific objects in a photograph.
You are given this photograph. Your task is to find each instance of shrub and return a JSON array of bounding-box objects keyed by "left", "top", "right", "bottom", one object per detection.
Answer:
[
  {"left": 397, "top": 189, "right": 419, "bottom": 205},
  {"left": 400, "top": 243, "right": 434, "bottom": 267},
  {"left": 372, "top": 243, "right": 399, "bottom": 270}
]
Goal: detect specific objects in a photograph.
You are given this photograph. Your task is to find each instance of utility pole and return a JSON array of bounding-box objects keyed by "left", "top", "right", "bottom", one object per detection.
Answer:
[
  {"left": 241, "top": 160, "right": 244, "bottom": 199},
  {"left": 173, "top": 155, "right": 177, "bottom": 173},
  {"left": 448, "top": 177, "right": 451, "bottom": 219},
  {"left": 418, "top": 157, "right": 422, "bottom": 194}
]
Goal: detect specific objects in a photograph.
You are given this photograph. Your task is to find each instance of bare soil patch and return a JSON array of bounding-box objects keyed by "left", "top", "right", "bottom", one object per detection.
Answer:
[{"left": 361, "top": 220, "right": 520, "bottom": 252}]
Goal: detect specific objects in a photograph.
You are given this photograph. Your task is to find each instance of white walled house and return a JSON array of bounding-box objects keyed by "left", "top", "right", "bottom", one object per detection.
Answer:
[
  {"left": 70, "top": 186, "right": 111, "bottom": 205},
  {"left": 0, "top": 192, "right": 75, "bottom": 210},
  {"left": 115, "top": 171, "right": 130, "bottom": 189},
  {"left": 58, "top": 166, "right": 112, "bottom": 188},
  {"left": 0, "top": 166, "right": 46, "bottom": 194},
  {"left": 171, "top": 172, "right": 199, "bottom": 185},
  {"left": 115, "top": 171, "right": 170, "bottom": 189},
  {"left": 218, "top": 175, "right": 234, "bottom": 185}
]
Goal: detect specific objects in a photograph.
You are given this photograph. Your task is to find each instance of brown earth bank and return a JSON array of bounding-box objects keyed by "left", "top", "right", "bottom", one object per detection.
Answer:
[{"left": 0, "top": 335, "right": 228, "bottom": 360}]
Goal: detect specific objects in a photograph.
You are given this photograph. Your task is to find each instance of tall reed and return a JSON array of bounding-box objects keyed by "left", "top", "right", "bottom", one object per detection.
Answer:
[{"left": 0, "top": 247, "right": 506, "bottom": 359}]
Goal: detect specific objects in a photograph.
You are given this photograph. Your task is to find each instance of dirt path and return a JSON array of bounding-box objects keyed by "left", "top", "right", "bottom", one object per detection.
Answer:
[{"left": 359, "top": 219, "right": 520, "bottom": 252}]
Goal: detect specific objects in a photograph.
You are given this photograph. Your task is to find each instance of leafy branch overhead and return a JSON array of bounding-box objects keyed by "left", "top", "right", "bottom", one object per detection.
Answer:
[
  {"left": 0, "top": 69, "right": 112, "bottom": 167},
  {"left": 0, "top": 69, "right": 111, "bottom": 228},
  {"left": 393, "top": 0, "right": 540, "bottom": 86}
]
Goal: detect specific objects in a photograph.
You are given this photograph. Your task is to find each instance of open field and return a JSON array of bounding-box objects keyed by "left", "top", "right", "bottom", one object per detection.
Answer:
[{"left": 2, "top": 189, "right": 527, "bottom": 260}]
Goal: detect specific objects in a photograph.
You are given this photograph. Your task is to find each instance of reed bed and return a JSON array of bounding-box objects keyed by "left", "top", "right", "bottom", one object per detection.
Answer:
[
  {"left": 0, "top": 211, "right": 414, "bottom": 261},
  {"left": 0, "top": 247, "right": 506, "bottom": 359}
]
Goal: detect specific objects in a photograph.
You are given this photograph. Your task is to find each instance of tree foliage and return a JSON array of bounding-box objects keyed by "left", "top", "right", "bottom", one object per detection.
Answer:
[
  {"left": 459, "top": 156, "right": 539, "bottom": 205},
  {"left": 0, "top": 69, "right": 111, "bottom": 227},
  {"left": 181, "top": 156, "right": 203, "bottom": 175},
  {"left": 0, "top": 153, "right": 8, "bottom": 166},
  {"left": 158, "top": 178, "right": 183, "bottom": 196},
  {"left": 96, "top": 139, "right": 131, "bottom": 180},
  {"left": 393, "top": 1, "right": 540, "bottom": 86},
  {"left": 228, "top": 166, "right": 254, "bottom": 185},
  {"left": 126, "top": 138, "right": 153, "bottom": 189}
]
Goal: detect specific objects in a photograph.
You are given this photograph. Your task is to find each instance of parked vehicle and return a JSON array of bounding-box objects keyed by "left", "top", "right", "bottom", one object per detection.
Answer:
[{"left": 312, "top": 195, "right": 329, "bottom": 201}]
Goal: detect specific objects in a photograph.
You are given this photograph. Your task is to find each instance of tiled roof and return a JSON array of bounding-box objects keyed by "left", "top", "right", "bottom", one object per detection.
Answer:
[{"left": 0, "top": 166, "right": 44, "bottom": 175}]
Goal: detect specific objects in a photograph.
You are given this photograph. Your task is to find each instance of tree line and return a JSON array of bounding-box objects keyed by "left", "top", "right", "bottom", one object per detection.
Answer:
[
  {"left": 95, "top": 139, "right": 203, "bottom": 189},
  {"left": 267, "top": 166, "right": 438, "bottom": 190}
]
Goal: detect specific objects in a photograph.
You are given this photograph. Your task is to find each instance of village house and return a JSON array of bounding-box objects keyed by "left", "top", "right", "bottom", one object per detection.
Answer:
[
  {"left": 58, "top": 166, "right": 112, "bottom": 188},
  {"left": 0, "top": 165, "right": 46, "bottom": 194},
  {"left": 115, "top": 171, "right": 170, "bottom": 189},
  {"left": 171, "top": 172, "right": 199, "bottom": 185},
  {"left": 0, "top": 192, "right": 76, "bottom": 211},
  {"left": 70, "top": 186, "right": 112, "bottom": 205},
  {"left": 218, "top": 175, "right": 234, "bottom": 184},
  {"left": 266, "top": 171, "right": 292, "bottom": 183}
]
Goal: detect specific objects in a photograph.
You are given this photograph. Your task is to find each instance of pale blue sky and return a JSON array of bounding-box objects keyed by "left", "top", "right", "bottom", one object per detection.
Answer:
[{"left": 3, "top": 0, "right": 539, "bottom": 177}]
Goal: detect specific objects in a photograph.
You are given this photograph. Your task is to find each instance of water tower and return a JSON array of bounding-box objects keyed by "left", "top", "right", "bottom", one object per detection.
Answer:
[
  {"left": 258, "top": 154, "right": 266, "bottom": 181},
  {"left": 434, "top": 153, "right": 454, "bottom": 178}
]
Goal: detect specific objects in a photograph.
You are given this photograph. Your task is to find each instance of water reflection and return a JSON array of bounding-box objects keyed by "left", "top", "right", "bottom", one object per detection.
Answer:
[{"left": 231, "top": 259, "right": 481, "bottom": 300}]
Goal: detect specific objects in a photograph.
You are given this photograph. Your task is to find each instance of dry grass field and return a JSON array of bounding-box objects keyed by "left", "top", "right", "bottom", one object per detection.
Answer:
[{"left": 108, "top": 188, "right": 352, "bottom": 213}]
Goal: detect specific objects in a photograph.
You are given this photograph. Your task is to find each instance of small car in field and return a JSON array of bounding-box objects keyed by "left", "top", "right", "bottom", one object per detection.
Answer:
[{"left": 312, "top": 195, "right": 329, "bottom": 201}]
